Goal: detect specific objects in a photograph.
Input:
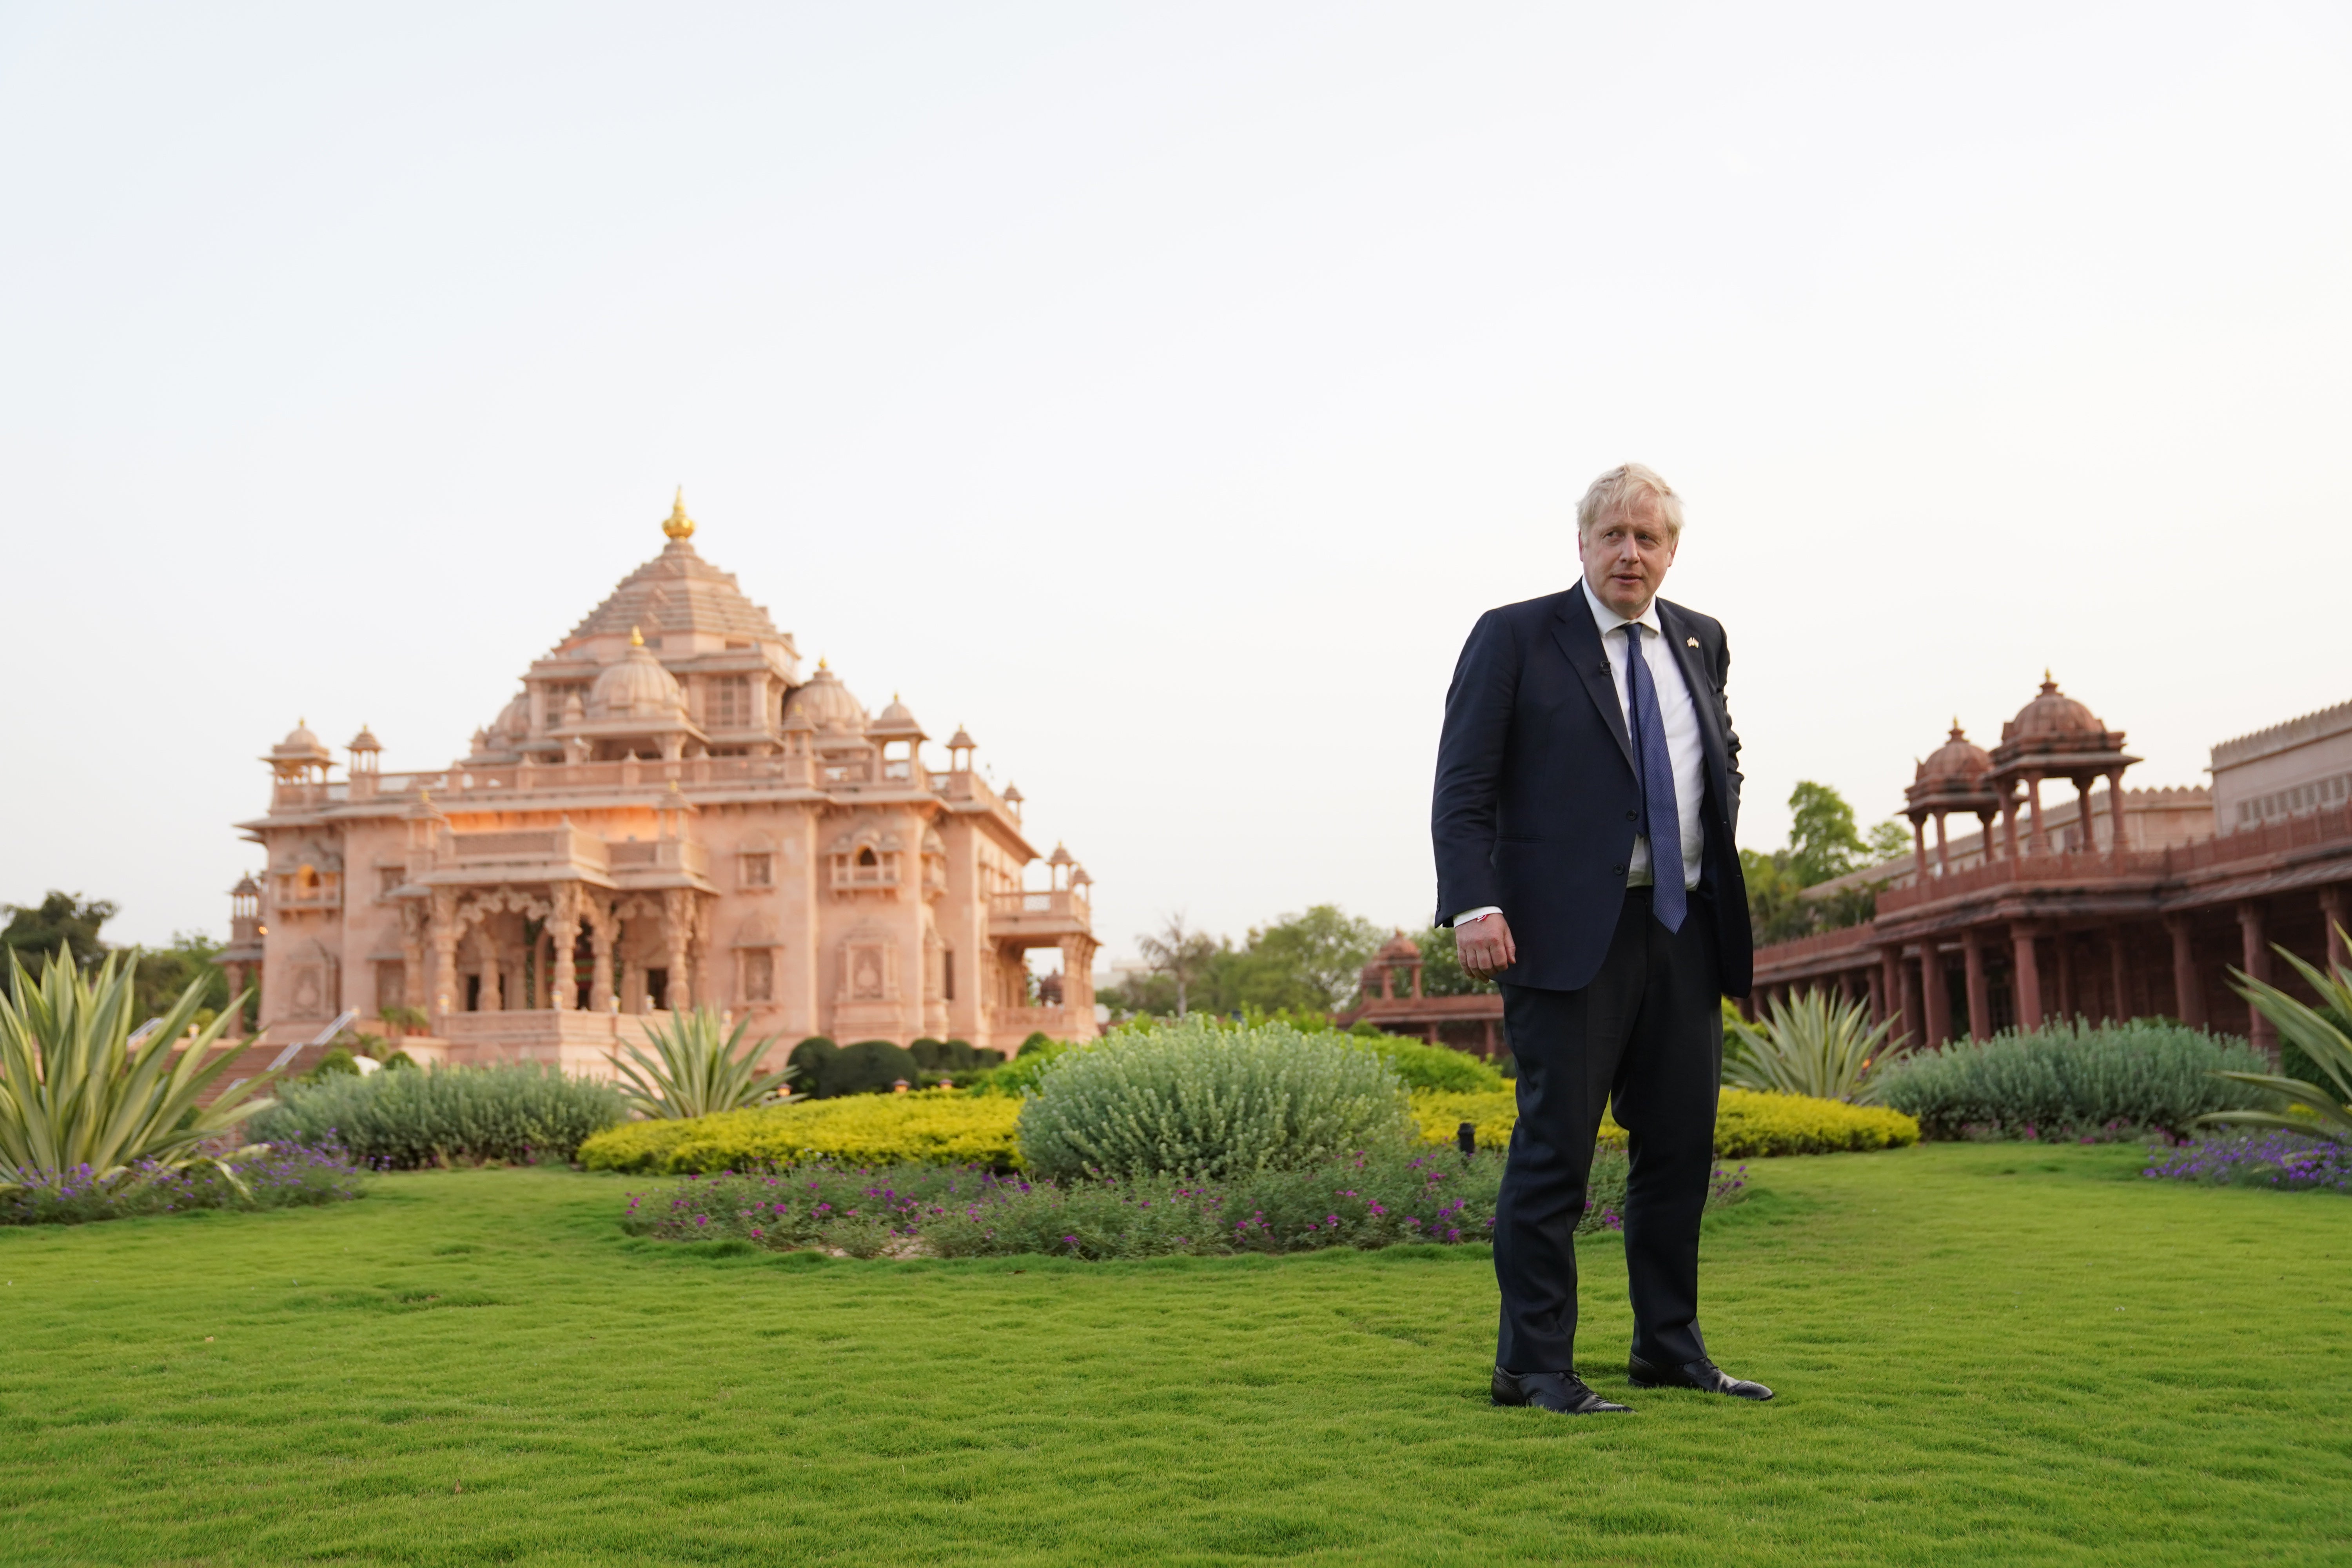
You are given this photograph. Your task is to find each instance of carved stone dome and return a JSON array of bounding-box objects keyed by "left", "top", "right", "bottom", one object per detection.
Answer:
[
  {"left": 1918, "top": 722, "right": 1992, "bottom": 783},
  {"left": 2004, "top": 674, "right": 2103, "bottom": 742},
  {"left": 785, "top": 663, "right": 865, "bottom": 733},
  {"left": 271, "top": 721, "right": 332, "bottom": 763},
  {"left": 869, "top": 693, "right": 925, "bottom": 740},
  {"left": 590, "top": 635, "right": 686, "bottom": 721}
]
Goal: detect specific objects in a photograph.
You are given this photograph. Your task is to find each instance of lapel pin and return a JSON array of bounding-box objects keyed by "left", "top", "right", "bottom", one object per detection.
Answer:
[{"left": 1685, "top": 637, "right": 1699, "bottom": 648}]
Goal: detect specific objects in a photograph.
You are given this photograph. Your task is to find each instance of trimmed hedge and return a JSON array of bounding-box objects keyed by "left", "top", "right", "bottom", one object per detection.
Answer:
[
  {"left": 248, "top": 1064, "right": 626, "bottom": 1168},
  {"left": 1016, "top": 1018, "right": 1414, "bottom": 1181},
  {"left": 578, "top": 1089, "right": 1021, "bottom": 1174},
  {"left": 1877, "top": 1020, "right": 2268, "bottom": 1139},
  {"left": 1408, "top": 1086, "right": 1918, "bottom": 1158},
  {"left": 1361, "top": 1037, "right": 1506, "bottom": 1093}
]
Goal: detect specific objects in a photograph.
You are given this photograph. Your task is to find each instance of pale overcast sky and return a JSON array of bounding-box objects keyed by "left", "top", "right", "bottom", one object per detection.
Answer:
[{"left": 4, "top": 3, "right": 2348, "bottom": 959}]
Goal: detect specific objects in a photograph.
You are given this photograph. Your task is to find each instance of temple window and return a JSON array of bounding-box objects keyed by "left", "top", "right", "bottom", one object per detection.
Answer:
[
  {"left": 377, "top": 866, "right": 405, "bottom": 900},
  {"left": 708, "top": 675, "right": 750, "bottom": 729},
  {"left": 740, "top": 852, "right": 773, "bottom": 888},
  {"left": 829, "top": 845, "right": 899, "bottom": 889},
  {"left": 742, "top": 950, "right": 775, "bottom": 1002}
]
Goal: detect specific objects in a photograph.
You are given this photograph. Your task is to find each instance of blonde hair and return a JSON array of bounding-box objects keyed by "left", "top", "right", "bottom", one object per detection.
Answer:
[{"left": 1577, "top": 463, "right": 1684, "bottom": 540}]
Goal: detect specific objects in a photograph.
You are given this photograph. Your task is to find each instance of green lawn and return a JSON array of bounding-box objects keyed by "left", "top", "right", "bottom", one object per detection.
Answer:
[{"left": 3, "top": 1144, "right": 2348, "bottom": 1566}]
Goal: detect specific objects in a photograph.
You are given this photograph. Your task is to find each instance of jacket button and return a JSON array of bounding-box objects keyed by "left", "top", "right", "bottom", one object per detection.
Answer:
[
  {"left": 1625, "top": 810, "right": 1638, "bottom": 822},
  {"left": 1612, "top": 864, "right": 1626, "bottom": 877}
]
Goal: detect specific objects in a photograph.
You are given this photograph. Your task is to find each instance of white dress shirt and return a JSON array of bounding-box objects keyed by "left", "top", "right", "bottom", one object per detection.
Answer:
[{"left": 1455, "top": 577, "right": 1706, "bottom": 928}]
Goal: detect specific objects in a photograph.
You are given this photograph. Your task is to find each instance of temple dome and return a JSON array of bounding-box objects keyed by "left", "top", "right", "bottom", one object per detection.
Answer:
[
  {"left": 494, "top": 691, "right": 531, "bottom": 741},
  {"left": 558, "top": 495, "right": 787, "bottom": 648},
  {"left": 2005, "top": 674, "right": 2103, "bottom": 742},
  {"left": 1917, "top": 722, "right": 1992, "bottom": 783},
  {"left": 590, "top": 635, "right": 687, "bottom": 720},
  {"left": 1375, "top": 929, "right": 1421, "bottom": 962},
  {"left": 786, "top": 664, "right": 865, "bottom": 733},
  {"left": 870, "top": 693, "right": 925, "bottom": 740},
  {"left": 271, "top": 721, "right": 332, "bottom": 763}
]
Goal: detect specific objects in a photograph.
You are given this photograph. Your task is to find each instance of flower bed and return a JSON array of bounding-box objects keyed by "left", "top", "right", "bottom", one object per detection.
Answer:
[
  {"left": 579, "top": 1089, "right": 1022, "bottom": 1174},
  {"left": 0, "top": 1142, "right": 371, "bottom": 1226},
  {"left": 2143, "top": 1131, "right": 2352, "bottom": 1193},
  {"left": 622, "top": 1146, "right": 1751, "bottom": 1260},
  {"left": 1409, "top": 1086, "right": 1917, "bottom": 1157}
]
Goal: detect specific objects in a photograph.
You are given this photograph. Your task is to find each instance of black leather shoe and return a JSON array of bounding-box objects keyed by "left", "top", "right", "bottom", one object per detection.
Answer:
[
  {"left": 1626, "top": 1354, "right": 1774, "bottom": 1401},
  {"left": 1491, "top": 1366, "right": 1631, "bottom": 1414}
]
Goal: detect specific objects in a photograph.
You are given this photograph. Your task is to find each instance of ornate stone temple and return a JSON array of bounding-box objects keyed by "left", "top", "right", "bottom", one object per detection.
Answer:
[{"left": 218, "top": 494, "right": 1097, "bottom": 1070}]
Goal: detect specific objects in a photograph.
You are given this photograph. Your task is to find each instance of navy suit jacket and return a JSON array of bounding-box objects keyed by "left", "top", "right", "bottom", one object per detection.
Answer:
[{"left": 1430, "top": 583, "right": 1753, "bottom": 996}]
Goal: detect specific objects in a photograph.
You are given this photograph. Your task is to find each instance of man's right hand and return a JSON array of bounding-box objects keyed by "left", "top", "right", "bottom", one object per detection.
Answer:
[{"left": 1456, "top": 911, "right": 1517, "bottom": 980}]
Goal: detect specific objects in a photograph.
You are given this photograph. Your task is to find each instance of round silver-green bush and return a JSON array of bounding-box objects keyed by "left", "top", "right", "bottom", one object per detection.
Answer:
[{"left": 1015, "top": 1018, "right": 1415, "bottom": 1181}]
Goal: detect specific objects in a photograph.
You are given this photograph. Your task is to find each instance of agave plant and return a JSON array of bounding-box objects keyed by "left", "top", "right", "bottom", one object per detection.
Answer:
[
  {"left": 2201, "top": 938, "right": 2352, "bottom": 1140},
  {"left": 608, "top": 1006, "right": 796, "bottom": 1120},
  {"left": 1724, "top": 987, "right": 1902, "bottom": 1104},
  {"left": 0, "top": 948, "right": 271, "bottom": 1192}
]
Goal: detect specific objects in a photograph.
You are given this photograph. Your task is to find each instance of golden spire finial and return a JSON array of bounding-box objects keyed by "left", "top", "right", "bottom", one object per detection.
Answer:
[
  {"left": 818, "top": 656, "right": 828, "bottom": 669},
  {"left": 630, "top": 625, "right": 644, "bottom": 647},
  {"left": 662, "top": 486, "right": 695, "bottom": 541}
]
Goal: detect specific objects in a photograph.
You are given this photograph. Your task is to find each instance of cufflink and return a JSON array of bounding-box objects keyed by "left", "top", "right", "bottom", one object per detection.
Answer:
[{"left": 1685, "top": 637, "right": 1700, "bottom": 648}]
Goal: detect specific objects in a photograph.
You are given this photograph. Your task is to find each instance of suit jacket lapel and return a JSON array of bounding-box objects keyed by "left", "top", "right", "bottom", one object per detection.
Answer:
[
  {"left": 1550, "top": 584, "right": 1635, "bottom": 773},
  {"left": 1657, "top": 601, "right": 1731, "bottom": 808}
]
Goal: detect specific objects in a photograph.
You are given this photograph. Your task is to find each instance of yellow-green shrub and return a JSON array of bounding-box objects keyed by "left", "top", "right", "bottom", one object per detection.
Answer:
[
  {"left": 577, "top": 1089, "right": 1021, "bottom": 1174},
  {"left": 1408, "top": 1086, "right": 1917, "bottom": 1158}
]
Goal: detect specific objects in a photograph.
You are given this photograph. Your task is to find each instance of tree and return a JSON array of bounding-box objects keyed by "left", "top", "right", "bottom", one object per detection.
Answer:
[
  {"left": 1136, "top": 913, "right": 1219, "bottom": 1018},
  {"left": 1786, "top": 781, "right": 1871, "bottom": 887},
  {"left": 132, "top": 931, "right": 229, "bottom": 1022},
  {"left": 1221, "top": 906, "right": 1383, "bottom": 1014},
  {"left": 1, "top": 891, "right": 116, "bottom": 975},
  {"left": 1745, "top": 782, "right": 1904, "bottom": 946}
]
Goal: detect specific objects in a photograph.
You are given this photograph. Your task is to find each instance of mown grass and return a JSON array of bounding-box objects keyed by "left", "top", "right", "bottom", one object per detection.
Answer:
[{"left": 2, "top": 1143, "right": 2347, "bottom": 1566}]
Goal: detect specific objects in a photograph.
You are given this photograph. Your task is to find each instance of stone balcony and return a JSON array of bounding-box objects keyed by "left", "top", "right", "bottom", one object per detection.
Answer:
[{"left": 989, "top": 888, "right": 1091, "bottom": 944}]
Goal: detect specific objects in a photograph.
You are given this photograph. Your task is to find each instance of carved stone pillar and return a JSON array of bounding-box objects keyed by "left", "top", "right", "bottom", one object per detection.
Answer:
[
  {"left": 400, "top": 901, "right": 426, "bottom": 1024},
  {"left": 2025, "top": 775, "right": 2047, "bottom": 856},
  {"left": 477, "top": 925, "right": 503, "bottom": 1013},
  {"left": 589, "top": 900, "right": 616, "bottom": 1013},
  {"left": 430, "top": 888, "right": 459, "bottom": 1032},
  {"left": 2055, "top": 935, "right": 2074, "bottom": 1021},
  {"left": 1961, "top": 928, "right": 1990, "bottom": 1042},
  {"left": 1911, "top": 817, "right": 1928, "bottom": 881},
  {"left": 2108, "top": 927, "right": 2131, "bottom": 1023},
  {"left": 549, "top": 884, "right": 579, "bottom": 1011},
  {"left": 222, "top": 963, "right": 247, "bottom": 1039},
  {"left": 2238, "top": 901, "right": 2275, "bottom": 1060},
  {"left": 2107, "top": 769, "right": 2129, "bottom": 864},
  {"left": 1933, "top": 813, "right": 1951, "bottom": 877},
  {"left": 2165, "top": 913, "right": 2206, "bottom": 1028},
  {"left": 2010, "top": 924, "right": 2043, "bottom": 1031},
  {"left": 663, "top": 888, "right": 693, "bottom": 1012},
  {"left": 1901, "top": 947, "right": 1928, "bottom": 1047}
]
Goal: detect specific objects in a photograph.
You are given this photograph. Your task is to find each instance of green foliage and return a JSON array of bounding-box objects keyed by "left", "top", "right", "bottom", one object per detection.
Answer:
[
  {"left": 608, "top": 1006, "right": 795, "bottom": 1120},
  {"left": 1410, "top": 927, "right": 1497, "bottom": 997},
  {"left": 826, "top": 1040, "right": 920, "bottom": 1097},
  {"left": 579, "top": 1089, "right": 1022, "bottom": 1174},
  {"left": 0, "top": 949, "right": 269, "bottom": 1191},
  {"left": 787, "top": 1037, "right": 838, "bottom": 1096},
  {"left": 131, "top": 931, "right": 230, "bottom": 1022},
  {"left": 1359, "top": 1035, "right": 1506, "bottom": 1093},
  {"left": 0, "top": 891, "right": 115, "bottom": 975},
  {"left": 1877, "top": 1019, "right": 2268, "bottom": 1139},
  {"left": 1726, "top": 989, "right": 1900, "bottom": 1104},
  {"left": 305, "top": 1047, "right": 363, "bottom": 1080},
  {"left": 246, "top": 1065, "right": 626, "bottom": 1168},
  {"left": 1124, "top": 907, "right": 1385, "bottom": 1018},
  {"left": 2201, "top": 944, "right": 2352, "bottom": 1141},
  {"left": 377, "top": 1004, "right": 430, "bottom": 1035},
  {"left": 971, "top": 1037, "right": 1077, "bottom": 1098},
  {"left": 1016, "top": 1017, "right": 1415, "bottom": 1181},
  {"left": 909, "top": 1038, "right": 1002, "bottom": 1073},
  {"left": 1744, "top": 782, "right": 1904, "bottom": 944}
]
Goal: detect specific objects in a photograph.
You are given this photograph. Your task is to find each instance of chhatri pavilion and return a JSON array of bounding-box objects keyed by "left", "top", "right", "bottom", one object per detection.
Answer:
[{"left": 218, "top": 494, "right": 1097, "bottom": 1070}]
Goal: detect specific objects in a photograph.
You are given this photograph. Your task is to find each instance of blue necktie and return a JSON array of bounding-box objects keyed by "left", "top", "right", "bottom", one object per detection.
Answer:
[{"left": 1623, "top": 623, "right": 1687, "bottom": 933}]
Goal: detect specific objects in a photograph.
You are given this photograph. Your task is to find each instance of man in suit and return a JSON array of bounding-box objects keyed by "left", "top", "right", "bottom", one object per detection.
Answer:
[{"left": 1432, "top": 462, "right": 1768, "bottom": 1416}]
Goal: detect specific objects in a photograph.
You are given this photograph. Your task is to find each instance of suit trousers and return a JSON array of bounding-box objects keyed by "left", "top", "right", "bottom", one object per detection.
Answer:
[{"left": 1494, "top": 886, "right": 1722, "bottom": 1374}]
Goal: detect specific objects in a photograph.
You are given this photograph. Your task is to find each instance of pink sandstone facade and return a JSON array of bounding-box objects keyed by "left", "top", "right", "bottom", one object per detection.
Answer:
[{"left": 216, "top": 494, "right": 1096, "bottom": 1074}]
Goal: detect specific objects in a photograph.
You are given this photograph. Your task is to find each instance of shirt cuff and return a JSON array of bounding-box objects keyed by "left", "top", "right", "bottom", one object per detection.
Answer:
[{"left": 1452, "top": 906, "right": 1503, "bottom": 926}]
